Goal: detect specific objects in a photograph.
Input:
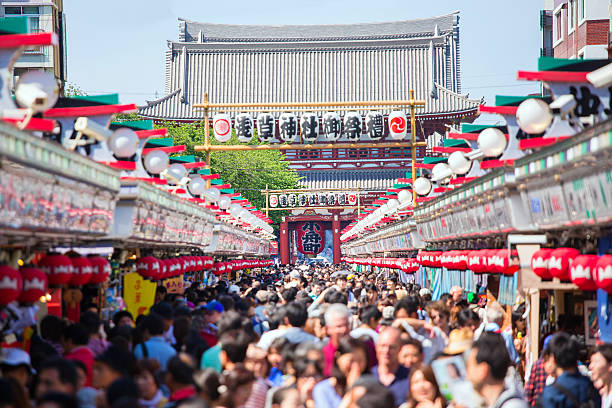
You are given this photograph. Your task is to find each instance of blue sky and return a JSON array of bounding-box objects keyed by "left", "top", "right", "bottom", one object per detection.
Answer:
[{"left": 64, "top": 0, "right": 543, "bottom": 110}]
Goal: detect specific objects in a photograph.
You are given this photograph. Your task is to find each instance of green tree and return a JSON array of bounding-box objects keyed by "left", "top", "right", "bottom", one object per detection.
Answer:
[
  {"left": 63, "top": 82, "right": 86, "bottom": 97},
  {"left": 157, "top": 120, "right": 302, "bottom": 226}
]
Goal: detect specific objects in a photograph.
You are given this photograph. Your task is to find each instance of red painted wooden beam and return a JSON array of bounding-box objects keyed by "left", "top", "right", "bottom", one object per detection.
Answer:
[
  {"left": 121, "top": 177, "right": 167, "bottom": 185},
  {"left": 478, "top": 105, "right": 518, "bottom": 115},
  {"left": 448, "top": 132, "right": 479, "bottom": 141},
  {"left": 183, "top": 161, "right": 208, "bottom": 169},
  {"left": 44, "top": 104, "right": 138, "bottom": 118},
  {"left": 99, "top": 161, "right": 136, "bottom": 170},
  {"left": 517, "top": 70, "right": 589, "bottom": 82},
  {"left": 518, "top": 136, "right": 570, "bottom": 150},
  {"left": 2, "top": 117, "right": 56, "bottom": 132},
  {"left": 449, "top": 176, "right": 477, "bottom": 185},
  {"left": 135, "top": 128, "right": 167, "bottom": 139},
  {"left": 141, "top": 145, "right": 186, "bottom": 154},
  {"left": 0, "top": 32, "right": 57, "bottom": 48},
  {"left": 414, "top": 163, "right": 435, "bottom": 169},
  {"left": 199, "top": 174, "right": 220, "bottom": 180},
  {"left": 480, "top": 159, "right": 515, "bottom": 169},
  {"left": 415, "top": 197, "right": 434, "bottom": 203},
  {"left": 432, "top": 146, "right": 472, "bottom": 154}
]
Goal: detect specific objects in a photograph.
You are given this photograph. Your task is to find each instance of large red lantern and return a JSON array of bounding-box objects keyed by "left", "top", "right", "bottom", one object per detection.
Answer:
[
  {"left": 88, "top": 257, "right": 111, "bottom": 285},
  {"left": 549, "top": 248, "right": 580, "bottom": 280},
  {"left": 0, "top": 266, "right": 22, "bottom": 305},
  {"left": 468, "top": 250, "right": 484, "bottom": 274},
  {"left": 70, "top": 257, "right": 93, "bottom": 286},
  {"left": 454, "top": 251, "right": 468, "bottom": 271},
  {"left": 531, "top": 248, "right": 554, "bottom": 279},
  {"left": 136, "top": 257, "right": 160, "bottom": 280},
  {"left": 181, "top": 257, "right": 191, "bottom": 274},
  {"left": 39, "top": 254, "right": 73, "bottom": 286},
  {"left": 570, "top": 255, "right": 598, "bottom": 291},
  {"left": 18, "top": 268, "right": 47, "bottom": 303},
  {"left": 196, "top": 257, "right": 204, "bottom": 271},
  {"left": 495, "top": 249, "right": 519, "bottom": 276},
  {"left": 596, "top": 255, "right": 612, "bottom": 293}
]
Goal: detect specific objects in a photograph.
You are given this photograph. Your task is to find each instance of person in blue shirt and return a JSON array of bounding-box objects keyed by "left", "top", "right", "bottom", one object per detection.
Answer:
[
  {"left": 540, "top": 332, "right": 601, "bottom": 408},
  {"left": 133, "top": 313, "right": 177, "bottom": 370}
]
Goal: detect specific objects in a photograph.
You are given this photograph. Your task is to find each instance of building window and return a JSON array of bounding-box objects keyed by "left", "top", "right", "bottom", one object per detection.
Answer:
[
  {"left": 4, "top": 6, "right": 39, "bottom": 15},
  {"left": 4, "top": 6, "right": 21, "bottom": 14},
  {"left": 554, "top": 9, "right": 563, "bottom": 42},
  {"left": 568, "top": 0, "right": 575, "bottom": 32},
  {"left": 21, "top": 6, "right": 40, "bottom": 15},
  {"left": 578, "top": 0, "right": 585, "bottom": 23}
]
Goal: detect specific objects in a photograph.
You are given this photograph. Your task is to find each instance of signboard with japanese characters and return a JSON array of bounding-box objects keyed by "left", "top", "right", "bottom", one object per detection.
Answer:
[
  {"left": 123, "top": 272, "right": 157, "bottom": 317},
  {"left": 297, "top": 221, "right": 325, "bottom": 255},
  {"left": 268, "top": 191, "right": 361, "bottom": 209}
]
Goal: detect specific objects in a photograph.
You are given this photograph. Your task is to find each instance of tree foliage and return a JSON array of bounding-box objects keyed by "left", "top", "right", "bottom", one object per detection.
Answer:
[{"left": 157, "top": 120, "right": 303, "bottom": 226}]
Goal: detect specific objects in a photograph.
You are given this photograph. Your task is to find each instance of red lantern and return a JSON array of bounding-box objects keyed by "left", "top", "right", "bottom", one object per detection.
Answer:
[
  {"left": 18, "top": 268, "right": 47, "bottom": 303},
  {"left": 531, "top": 249, "right": 554, "bottom": 279},
  {"left": 196, "top": 257, "right": 204, "bottom": 271},
  {"left": 189, "top": 257, "right": 197, "bottom": 272},
  {"left": 570, "top": 255, "right": 598, "bottom": 291},
  {"left": 549, "top": 248, "right": 580, "bottom": 280},
  {"left": 0, "top": 266, "right": 22, "bottom": 305},
  {"left": 181, "top": 257, "right": 191, "bottom": 274},
  {"left": 468, "top": 250, "right": 485, "bottom": 274},
  {"left": 88, "top": 257, "right": 111, "bottom": 285},
  {"left": 39, "top": 254, "right": 73, "bottom": 286},
  {"left": 70, "top": 257, "right": 93, "bottom": 286},
  {"left": 495, "top": 249, "right": 519, "bottom": 276},
  {"left": 136, "top": 257, "right": 160, "bottom": 280},
  {"left": 596, "top": 255, "right": 612, "bottom": 293}
]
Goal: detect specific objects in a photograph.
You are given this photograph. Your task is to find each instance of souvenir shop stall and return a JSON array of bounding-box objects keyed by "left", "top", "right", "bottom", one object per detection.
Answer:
[
  {"left": 340, "top": 57, "right": 612, "bottom": 371},
  {"left": 0, "top": 18, "right": 273, "bottom": 342}
]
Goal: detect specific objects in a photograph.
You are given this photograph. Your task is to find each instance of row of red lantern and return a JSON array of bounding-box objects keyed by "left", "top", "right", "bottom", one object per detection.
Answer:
[
  {"left": 416, "top": 250, "right": 519, "bottom": 275},
  {"left": 37, "top": 255, "right": 111, "bottom": 287},
  {"left": 0, "top": 265, "right": 49, "bottom": 306},
  {"left": 531, "top": 249, "right": 612, "bottom": 292},
  {"left": 212, "top": 259, "right": 274, "bottom": 276},
  {"left": 137, "top": 256, "right": 215, "bottom": 280},
  {"left": 342, "top": 257, "right": 420, "bottom": 273}
]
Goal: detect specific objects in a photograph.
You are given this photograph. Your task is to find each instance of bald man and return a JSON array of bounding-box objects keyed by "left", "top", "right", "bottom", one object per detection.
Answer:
[{"left": 371, "top": 327, "right": 410, "bottom": 406}]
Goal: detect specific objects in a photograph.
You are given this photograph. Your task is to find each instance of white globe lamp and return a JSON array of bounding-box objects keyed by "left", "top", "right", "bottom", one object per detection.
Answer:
[
  {"left": 143, "top": 150, "right": 169, "bottom": 174},
  {"left": 188, "top": 176, "right": 206, "bottom": 196},
  {"left": 478, "top": 128, "right": 507, "bottom": 158},
  {"left": 15, "top": 70, "right": 59, "bottom": 112},
  {"left": 167, "top": 164, "right": 187, "bottom": 181},
  {"left": 414, "top": 177, "right": 433, "bottom": 196},
  {"left": 448, "top": 151, "right": 472, "bottom": 175},
  {"left": 204, "top": 187, "right": 220, "bottom": 203},
  {"left": 516, "top": 98, "right": 552, "bottom": 134},
  {"left": 218, "top": 196, "right": 231, "bottom": 210},
  {"left": 108, "top": 128, "right": 139, "bottom": 158}
]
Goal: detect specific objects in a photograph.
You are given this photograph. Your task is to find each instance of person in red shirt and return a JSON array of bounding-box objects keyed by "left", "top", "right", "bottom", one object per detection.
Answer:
[
  {"left": 63, "top": 323, "right": 95, "bottom": 386},
  {"left": 322, "top": 303, "right": 351, "bottom": 377}
]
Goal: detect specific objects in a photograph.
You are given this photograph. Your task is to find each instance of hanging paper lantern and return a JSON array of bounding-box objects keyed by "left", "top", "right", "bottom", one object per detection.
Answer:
[
  {"left": 136, "top": 257, "right": 160, "bottom": 280},
  {"left": 213, "top": 113, "right": 232, "bottom": 142},
  {"left": 269, "top": 195, "right": 278, "bottom": 208},
  {"left": 300, "top": 113, "right": 319, "bottom": 142},
  {"left": 0, "top": 266, "right": 22, "bottom": 305},
  {"left": 257, "top": 113, "right": 276, "bottom": 142},
  {"left": 365, "top": 111, "right": 384, "bottom": 140},
  {"left": 196, "top": 257, "right": 204, "bottom": 271},
  {"left": 278, "top": 194, "right": 288, "bottom": 207},
  {"left": 595, "top": 255, "right": 612, "bottom": 293},
  {"left": 236, "top": 113, "right": 254, "bottom": 142},
  {"left": 88, "top": 257, "right": 111, "bottom": 285},
  {"left": 388, "top": 110, "right": 407, "bottom": 140},
  {"left": 278, "top": 113, "right": 298, "bottom": 142},
  {"left": 70, "top": 257, "right": 93, "bottom": 286},
  {"left": 327, "top": 193, "right": 336, "bottom": 206},
  {"left": 323, "top": 112, "right": 341, "bottom": 141},
  {"left": 288, "top": 194, "right": 297, "bottom": 207},
  {"left": 18, "top": 268, "right": 47, "bottom": 303},
  {"left": 549, "top": 248, "right": 580, "bottom": 280},
  {"left": 531, "top": 248, "right": 554, "bottom": 279},
  {"left": 39, "top": 254, "right": 73, "bottom": 286},
  {"left": 181, "top": 257, "right": 191, "bottom": 274},
  {"left": 468, "top": 250, "right": 485, "bottom": 274},
  {"left": 343, "top": 112, "right": 362, "bottom": 141},
  {"left": 456, "top": 251, "right": 469, "bottom": 271},
  {"left": 495, "top": 249, "right": 519, "bottom": 276},
  {"left": 570, "top": 255, "right": 598, "bottom": 291},
  {"left": 298, "top": 194, "right": 308, "bottom": 207}
]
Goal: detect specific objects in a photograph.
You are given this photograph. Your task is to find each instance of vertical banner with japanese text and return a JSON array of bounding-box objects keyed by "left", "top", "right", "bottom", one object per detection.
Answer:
[
  {"left": 297, "top": 221, "right": 325, "bottom": 255},
  {"left": 123, "top": 272, "right": 157, "bottom": 318}
]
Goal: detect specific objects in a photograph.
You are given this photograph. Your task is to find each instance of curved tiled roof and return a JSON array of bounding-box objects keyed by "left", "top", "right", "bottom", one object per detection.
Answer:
[{"left": 178, "top": 12, "right": 459, "bottom": 43}]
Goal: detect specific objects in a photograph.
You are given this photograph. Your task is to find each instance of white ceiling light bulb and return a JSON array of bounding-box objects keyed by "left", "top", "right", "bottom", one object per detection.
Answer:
[
  {"left": 516, "top": 98, "right": 553, "bottom": 134},
  {"left": 447, "top": 151, "right": 472, "bottom": 175},
  {"left": 218, "top": 196, "right": 231, "bottom": 210},
  {"left": 15, "top": 70, "right": 59, "bottom": 112},
  {"left": 108, "top": 128, "right": 139, "bottom": 158},
  {"left": 432, "top": 162, "right": 453, "bottom": 182},
  {"left": 143, "top": 150, "right": 169, "bottom": 174},
  {"left": 477, "top": 128, "right": 507, "bottom": 157},
  {"left": 414, "top": 177, "right": 433, "bottom": 196},
  {"left": 188, "top": 176, "right": 206, "bottom": 196}
]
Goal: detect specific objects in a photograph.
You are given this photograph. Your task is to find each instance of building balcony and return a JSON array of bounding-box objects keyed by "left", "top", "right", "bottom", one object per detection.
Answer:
[{"left": 541, "top": 47, "right": 554, "bottom": 57}]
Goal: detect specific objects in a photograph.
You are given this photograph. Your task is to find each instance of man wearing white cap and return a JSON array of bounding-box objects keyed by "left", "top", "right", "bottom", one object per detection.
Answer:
[{"left": 0, "top": 348, "right": 34, "bottom": 391}]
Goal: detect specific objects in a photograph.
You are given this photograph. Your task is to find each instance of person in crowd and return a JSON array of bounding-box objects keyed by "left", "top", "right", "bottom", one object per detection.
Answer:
[
  {"left": 164, "top": 354, "right": 198, "bottom": 408},
  {"left": 540, "top": 332, "right": 600, "bottom": 407},
  {"left": 466, "top": 332, "right": 527, "bottom": 408},
  {"left": 79, "top": 311, "right": 110, "bottom": 357},
  {"left": 426, "top": 301, "right": 451, "bottom": 335},
  {"left": 350, "top": 304, "right": 381, "bottom": 344},
  {"left": 482, "top": 302, "right": 520, "bottom": 365},
  {"left": 91, "top": 345, "right": 136, "bottom": 391},
  {"left": 243, "top": 344, "right": 271, "bottom": 408},
  {"left": 400, "top": 365, "right": 445, "bottom": 408},
  {"left": 135, "top": 358, "right": 168, "bottom": 408},
  {"left": 134, "top": 313, "right": 177, "bottom": 370},
  {"left": 450, "top": 286, "right": 465, "bottom": 307},
  {"left": 219, "top": 330, "right": 251, "bottom": 372},
  {"left": 283, "top": 301, "right": 319, "bottom": 344},
  {"left": 150, "top": 302, "right": 176, "bottom": 346},
  {"left": 215, "top": 364, "right": 256, "bottom": 408},
  {"left": 313, "top": 337, "right": 370, "bottom": 408},
  {"left": 322, "top": 304, "right": 352, "bottom": 377},
  {"left": 29, "top": 316, "right": 64, "bottom": 371},
  {"left": 37, "top": 392, "right": 79, "bottom": 408},
  {"left": 62, "top": 324, "right": 95, "bottom": 386},
  {"left": 35, "top": 358, "right": 78, "bottom": 400},
  {"left": 257, "top": 305, "right": 289, "bottom": 351},
  {"left": 398, "top": 338, "right": 424, "bottom": 371},
  {"left": 105, "top": 377, "right": 140, "bottom": 408},
  {"left": 372, "top": 327, "right": 410, "bottom": 406},
  {"left": 456, "top": 308, "right": 480, "bottom": 333},
  {"left": 294, "top": 356, "right": 324, "bottom": 408},
  {"left": 0, "top": 348, "right": 34, "bottom": 394},
  {"left": 589, "top": 343, "right": 612, "bottom": 407},
  {"left": 112, "top": 311, "right": 134, "bottom": 329}
]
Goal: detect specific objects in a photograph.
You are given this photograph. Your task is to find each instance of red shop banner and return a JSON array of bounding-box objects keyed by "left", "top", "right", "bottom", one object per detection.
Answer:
[{"left": 297, "top": 221, "right": 325, "bottom": 255}]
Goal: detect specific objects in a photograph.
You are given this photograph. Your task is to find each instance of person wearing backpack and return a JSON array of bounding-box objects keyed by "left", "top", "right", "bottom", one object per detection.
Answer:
[{"left": 539, "top": 332, "right": 601, "bottom": 408}]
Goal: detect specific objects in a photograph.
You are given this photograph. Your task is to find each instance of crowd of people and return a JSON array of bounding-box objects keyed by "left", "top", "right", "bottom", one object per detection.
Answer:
[{"left": 0, "top": 263, "right": 609, "bottom": 408}]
